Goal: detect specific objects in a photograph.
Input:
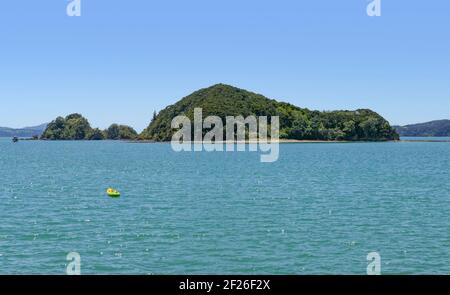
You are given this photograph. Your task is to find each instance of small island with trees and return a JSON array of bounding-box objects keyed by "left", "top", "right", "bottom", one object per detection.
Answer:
[
  {"left": 41, "top": 114, "right": 138, "bottom": 140},
  {"left": 40, "top": 84, "right": 399, "bottom": 142}
]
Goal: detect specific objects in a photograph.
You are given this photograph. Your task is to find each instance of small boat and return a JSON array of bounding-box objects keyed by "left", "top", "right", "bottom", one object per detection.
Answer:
[
  {"left": 12, "top": 137, "right": 19, "bottom": 143},
  {"left": 106, "top": 188, "right": 121, "bottom": 198}
]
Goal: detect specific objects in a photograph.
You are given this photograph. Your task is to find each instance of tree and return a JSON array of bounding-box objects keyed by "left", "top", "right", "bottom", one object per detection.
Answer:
[
  {"left": 87, "top": 128, "right": 105, "bottom": 140},
  {"left": 288, "top": 117, "right": 310, "bottom": 139},
  {"left": 105, "top": 124, "right": 138, "bottom": 140},
  {"left": 118, "top": 125, "right": 138, "bottom": 140},
  {"left": 41, "top": 116, "right": 66, "bottom": 139},
  {"left": 106, "top": 124, "right": 120, "bottom": 140},
  {"left": 359, "top": 118, "right": 380, "bottom": 139},
  {"left": 343, "top": 120, "right": 356, "bottom": 139},
  {"left": 41, "top": 114, "right": 92, "bottom": 140},
  {"left": 63, "top": 115, "right": 92, "bottom": 140}
]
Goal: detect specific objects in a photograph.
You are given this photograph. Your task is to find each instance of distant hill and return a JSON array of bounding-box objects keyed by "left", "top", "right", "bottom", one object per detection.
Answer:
[
  {"left": 0, "top": 123, "right": 47, "bottom": 138},
  {"left": 141, "top": 84, "right": 399, "bottom": 141},
  {"left": 394, "top": 120, "right": 450, "bottom": 137}
]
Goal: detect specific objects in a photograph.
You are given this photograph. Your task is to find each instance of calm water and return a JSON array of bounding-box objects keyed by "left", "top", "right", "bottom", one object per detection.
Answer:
[
  {"left": 1, "top": 138, "right": 450, "bottom": 274},
  {"left": 401, "top": 136, "right": 450, "bottom": 141}
]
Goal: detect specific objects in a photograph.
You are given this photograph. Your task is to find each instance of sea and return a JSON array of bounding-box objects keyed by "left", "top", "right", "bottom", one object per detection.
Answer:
[{"left": 0, "top": 137, "right": 449, "bottom": 274}]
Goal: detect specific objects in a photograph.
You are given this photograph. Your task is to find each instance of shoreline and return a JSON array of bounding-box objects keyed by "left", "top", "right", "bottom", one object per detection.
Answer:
[
  {"left": 126, "top": 139, "right": 399, "bottom": 144},
  {"left": 4, "top": 138, "right": 449, "bottom": 143},
  {"left": 128, "top": 139, "right": 450, "bottom": 143}
]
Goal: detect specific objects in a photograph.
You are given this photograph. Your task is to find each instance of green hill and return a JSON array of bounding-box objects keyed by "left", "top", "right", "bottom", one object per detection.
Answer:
[
  {"left": 140, "top": 84, "right": 399, "bottom": 141},
  {"left": 394, "top": 120, "right": 450, "bottom": 137}
]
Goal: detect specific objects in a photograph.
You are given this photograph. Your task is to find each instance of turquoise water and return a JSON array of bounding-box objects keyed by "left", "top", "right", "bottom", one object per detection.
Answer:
[
  {"left": 401, "top": 136, "right": 450, "bottom": 141},
  {"left": 1, "top": 138, "right": 450, "bottom": 274}
]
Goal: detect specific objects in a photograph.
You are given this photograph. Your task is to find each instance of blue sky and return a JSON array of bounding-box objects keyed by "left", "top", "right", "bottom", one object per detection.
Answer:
[{"left": 1, "top": 0, "right": 449, "bottom": 131}]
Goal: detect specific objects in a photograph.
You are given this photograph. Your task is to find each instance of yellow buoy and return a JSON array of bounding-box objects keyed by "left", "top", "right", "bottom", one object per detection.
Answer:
[{"left": 106, "top": 188, "right": 121, "bottom": 198}]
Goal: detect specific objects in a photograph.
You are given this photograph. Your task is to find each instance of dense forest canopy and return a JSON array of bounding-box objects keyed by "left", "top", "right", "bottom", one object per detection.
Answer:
[
  {"left": 141, "top": 84, "right": 399, "bottom": 141},
  {"left": 40, "top": 84, "right": 399, "bottom": 141},
  {"left": 41, "top": 114, "right": 138, "bottom": 140},
  {"left": 105, "top": 124, "right": 138, "bottom": 140}
]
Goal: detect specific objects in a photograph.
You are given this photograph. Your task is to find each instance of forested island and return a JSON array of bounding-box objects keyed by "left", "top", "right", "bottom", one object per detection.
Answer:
[
  {"left": 41, "top": 84, "right": 399, "bottom": 141},
  {"left": 141, "top": 84, "right": 399, "bottom": 141},
  {"left": 41, "top": 114, "right": 138, "bottom": 140}
]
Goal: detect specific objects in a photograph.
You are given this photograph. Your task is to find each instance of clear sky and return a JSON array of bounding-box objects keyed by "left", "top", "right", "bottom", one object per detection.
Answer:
[{"left": 1, "top": 0, "right": 449, "bottom": 131}]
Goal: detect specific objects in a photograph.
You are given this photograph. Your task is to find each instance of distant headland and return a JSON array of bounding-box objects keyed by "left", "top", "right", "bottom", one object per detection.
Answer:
[
  {"left": 36, "top": 84, "right": 399, "bottom": 141},
  {"left": 394, "top": 120, "right": 450, "bottom": 137},
  {"left": 0, "top": 124, "right": 47, "bottom": 138}
]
